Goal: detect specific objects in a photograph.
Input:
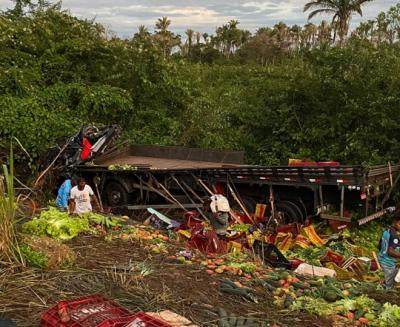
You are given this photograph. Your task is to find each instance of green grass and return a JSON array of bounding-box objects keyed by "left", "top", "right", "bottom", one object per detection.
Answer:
[{"left": 0, "top": 146, "right": 24, "bottom": 264}]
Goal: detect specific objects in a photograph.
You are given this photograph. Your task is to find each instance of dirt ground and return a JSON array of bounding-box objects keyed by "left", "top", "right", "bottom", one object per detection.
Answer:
[{"left": 0, "top": 235, "right": 335, "bottom": 327}]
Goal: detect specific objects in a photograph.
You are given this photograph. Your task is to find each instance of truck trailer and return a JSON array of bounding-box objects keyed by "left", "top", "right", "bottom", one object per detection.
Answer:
[{"left": 47, "top": 125, "right": 399, "bottom": 226}]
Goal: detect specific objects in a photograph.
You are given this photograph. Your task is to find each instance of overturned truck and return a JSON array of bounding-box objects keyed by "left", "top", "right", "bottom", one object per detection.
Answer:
[{"left": 48, "top": 125, "right": 400, "bottom": 226}]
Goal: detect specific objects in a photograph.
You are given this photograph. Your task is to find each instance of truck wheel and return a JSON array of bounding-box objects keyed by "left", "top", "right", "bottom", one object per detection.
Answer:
[
  {"left": 275, "top": 201, "right": 300, "bottom": 224},
  {"left": 104, "top": 182, "right": 128, "bottom": 207},
  {"left": 281, "top": 201, "right": 304, "bottom": 222},
  {"left": 232, "top": 196, "right": 257, "bottom": 215},
  {"left": 293, "top": 200, "right": 308, "bottom": 220}
]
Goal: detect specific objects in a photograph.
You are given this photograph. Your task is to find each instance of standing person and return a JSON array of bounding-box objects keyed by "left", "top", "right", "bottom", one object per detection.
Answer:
[
  {"left": 209, "top": 194, "right": 230, "bottom": 238},
  {"left": 69, "top": 177, "right": 101, "bottom": 215},
  {"left": 378, "top": 217, "right": 400, "bottom": 289},
  {"left": 56, "top": 176, "right": 75, "bottom": 211}
]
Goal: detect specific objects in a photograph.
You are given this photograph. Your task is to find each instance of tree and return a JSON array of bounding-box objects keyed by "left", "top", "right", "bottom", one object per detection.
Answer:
[
  {"left": 386, "top": 4, "right": 400, "bottom": 44},
  {"left": 215, "top": 20, "right": 244, "bottom": 58},
  {"left": 290, "top": 25, "right": 302, "bottom": 50},
  {"left": 304, "top": 0, "right": 372, "bottom": 46},
  {"left": 317, "top": 20, "right": 332, "bottom": 46},
  {"left": 202, "top": 33, "right": 209, "bottom": 44},
  {"left": 353, "top": 20, "right": 374, "bottom": 41},
  {"left": 154, "top": 17, "right": 180, "bottom": 58},
  {"left": 375, "top": 12, "right": 389, "bottom": 44},
  {"left": 133, "top": 25, "right": 151, "bottom": 48},
  {"left": 302, "top": 22, "right": 318, "bottom": 48},
  {"left": 185, "top": 28, "right": 194, "bottom": 56}
]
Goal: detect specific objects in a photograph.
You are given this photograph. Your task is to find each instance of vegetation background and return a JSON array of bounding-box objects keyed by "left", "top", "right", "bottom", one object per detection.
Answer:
[{"left": 1, "top": 0, "right": 400, "bottom": 172}]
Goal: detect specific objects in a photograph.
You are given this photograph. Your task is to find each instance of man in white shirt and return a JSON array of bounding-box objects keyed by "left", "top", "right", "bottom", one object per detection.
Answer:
[{"left": 69, "top": 177, "right": 101, "bottom": 215}]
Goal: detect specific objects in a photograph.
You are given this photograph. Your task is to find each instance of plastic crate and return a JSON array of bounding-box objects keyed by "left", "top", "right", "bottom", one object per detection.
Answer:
[
  {"left": 41, "top": 294, "right": 133, "bottom": 327},
  {"left": 124, "top": 313, "right": 172, "bottom": 327}
]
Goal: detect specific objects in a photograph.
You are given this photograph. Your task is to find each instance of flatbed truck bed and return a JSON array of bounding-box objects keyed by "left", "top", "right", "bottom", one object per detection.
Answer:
[{"left": 73, "top": 144, "right": 400, "bottom": 226}]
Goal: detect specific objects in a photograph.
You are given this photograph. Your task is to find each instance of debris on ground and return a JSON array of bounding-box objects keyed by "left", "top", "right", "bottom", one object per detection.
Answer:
[
  {"left": 3, "top": 205, "right": 400, "bottom": 326},
  {"left": 20, "top": 235, "right": 75, "bottom": 269}
]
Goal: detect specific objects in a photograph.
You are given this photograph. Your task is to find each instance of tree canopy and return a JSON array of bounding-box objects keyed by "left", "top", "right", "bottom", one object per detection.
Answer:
[{"left": 1, "top": 0, "right": 400, "bottom": 171}]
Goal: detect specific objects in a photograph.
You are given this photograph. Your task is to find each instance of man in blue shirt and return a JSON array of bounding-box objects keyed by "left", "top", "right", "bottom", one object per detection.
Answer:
[
  {"left": 378, "top": 217, "right": 400, "bottom": 289},
  {"left": 56, "top": 176, "right": 75, "bottom": 211}
]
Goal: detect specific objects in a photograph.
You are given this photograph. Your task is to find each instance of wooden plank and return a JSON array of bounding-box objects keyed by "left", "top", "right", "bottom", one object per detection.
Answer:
[
  {"left": 320, "top": 214, "right": 352, "bottom": 222},
  {"left": 127, "top": 203, "right": 203, "bottom": 210}
]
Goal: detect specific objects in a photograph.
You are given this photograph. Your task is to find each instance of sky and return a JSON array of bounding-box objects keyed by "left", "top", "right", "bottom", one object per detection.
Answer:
[{"left": 0, "top": 0, "right": 398, "bottom": 38}]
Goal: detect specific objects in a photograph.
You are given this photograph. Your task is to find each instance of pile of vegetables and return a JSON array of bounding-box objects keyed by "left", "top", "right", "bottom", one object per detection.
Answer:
[
  {"left": 347, "top": 221, "right": 385, "bottom": 254},
  {"left": 20, "top": 235, "right": 76, "bottom": 269},
  {"left": 22, "top": 207, "right": 128, "bottom": 241},
  {"left": 83, "top": 212, "right": 128, "bottom": 229},
  {"left": 116, "top": 226, "right": 169, "bottom": 242},
  {"left": 22, "top": 207, "right": 90, "bottom": 240},
  {"left": 260, "top": 268, "right": 400, "bottom": 326}
]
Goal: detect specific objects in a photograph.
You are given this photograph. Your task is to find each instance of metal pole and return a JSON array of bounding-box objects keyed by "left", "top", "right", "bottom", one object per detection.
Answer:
[
  {"left": 340, "top": 186, "right": 345, "bottom": 218},
  {"left": 182, "top": 180, "right": 204, "bottom": 203},
  {"left": 319, "top": 185, "right": 324, "bottom": 211},
  {"left": 171, "top": 174, "right": 207, "bottom": 219},
  {"left": 269, "top": 185, "right": 276, "bottom": 220}
]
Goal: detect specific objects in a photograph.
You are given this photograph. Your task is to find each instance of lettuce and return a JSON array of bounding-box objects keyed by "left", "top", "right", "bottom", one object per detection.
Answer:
[
  {"left": 379, "top": 303, "right": 400, "bottom": 326},
  {"left": 291, "top": 296, "right": 334, "bottom": 316},
  {"left": 22, "top": 207, "right": 90, "bottom": 241}
]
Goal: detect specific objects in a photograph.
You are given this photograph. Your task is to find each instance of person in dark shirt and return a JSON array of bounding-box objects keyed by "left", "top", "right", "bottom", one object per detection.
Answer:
[{"left": 378, "top": 217, "right": 400, "bottom": 289}]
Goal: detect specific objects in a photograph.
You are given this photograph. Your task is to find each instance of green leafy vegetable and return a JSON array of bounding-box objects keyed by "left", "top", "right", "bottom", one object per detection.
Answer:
[
  {"left": 22, "top": 207, "right": 90, "bottom": 240},
  {"left": 20, "top": 244, "right": 48, "bottom": 268},
  {"left": 379, "top": 303, "right": 400, "bottom": 326}
]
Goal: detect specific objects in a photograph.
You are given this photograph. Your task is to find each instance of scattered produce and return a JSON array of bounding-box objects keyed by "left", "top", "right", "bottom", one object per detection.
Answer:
[
  {"left": 18, "top": 205, "right": 400, "bottom": 325},
  {"left": 82, "top": 212, "right": 128, "bottom": 229},
  {"left": 22, "top": 207, "right": 90, "bottom": 240},
  {"left": 219, "top": 279, "right": 258, "bottom": 303},
  {"left": 20, "top": 235, "right": 75, "bottom": 269},
  {"left": 108, "top": 164, "right": 137, "bottom": 171}
]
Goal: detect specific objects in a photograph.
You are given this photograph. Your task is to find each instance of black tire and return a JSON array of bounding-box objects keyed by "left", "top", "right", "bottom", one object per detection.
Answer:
[
  {"left": 274, "top": 201, "right": 299, "bottom": 224},
  {"left": 281, "top": 200, "right": 305, "bottom": 222},
  {"left": 104, "top": 181, "right": 128, "bottom": 207},
  {"left": 293, "top": 199, "right": 308, "bottom": 220},
  {"left": 231, "top": 196, "right": 257, "bottom": 215}
]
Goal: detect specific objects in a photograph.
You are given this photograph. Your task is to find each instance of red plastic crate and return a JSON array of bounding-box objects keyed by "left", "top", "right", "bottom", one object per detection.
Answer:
[
  {"left": 124, "top": 313, "right": 172, "bottom": 327},
  {"left": 41, "top": 294, "right": 133, "bottom": 327}
]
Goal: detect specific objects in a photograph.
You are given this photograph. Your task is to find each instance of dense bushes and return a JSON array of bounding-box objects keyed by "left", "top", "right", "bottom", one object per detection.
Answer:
[{"left": 1, "top": 3, "right": 400, "bottom": 170}]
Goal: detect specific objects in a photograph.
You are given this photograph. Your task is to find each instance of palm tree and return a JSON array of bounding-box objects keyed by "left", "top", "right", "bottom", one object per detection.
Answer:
[
  {"left": 195, "top": 32, "right": 201, "bottom": 45},
  {"left": 135, "top": 25, "right": 150, "bottom": 40},
  {"left": 304, "top": 0, "right": 372, "bottom": 46},
  {"left": 185, "top": 29, "right": 194, "bottom": 56},
  {"left": 304, "top": 22, "right": 318, "bottom": 47},
  {"left": 290, "top": 25, "right": 302, "bottom": 50},
  {"left": 274, "top": 22, "right": 290, "bottom": 51},
  {"left": 202, "top": 33, "right": 209, "bottom": 44},
  {"left": 155, "top": 16, "right": 171, "bottom": 33},
  {"left": 375, "top": 12, "right": 389, "bottom": 44},
  {"left": 133, "top": 25, "right": 152, "bottom": 50},
  {"left": 354, "top": 21, "right": 374, "bottom": 41},
  {"left": 155, "top": 17, "right": 173, "bottom": 57},
  {"left": 317, "top": 20, "right": 332, "bottom": 46}
]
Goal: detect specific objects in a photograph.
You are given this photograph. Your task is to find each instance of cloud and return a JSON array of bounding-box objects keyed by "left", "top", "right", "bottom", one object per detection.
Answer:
[{"left": 0, "top": 0, "right": 398, "bottom": 37}]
